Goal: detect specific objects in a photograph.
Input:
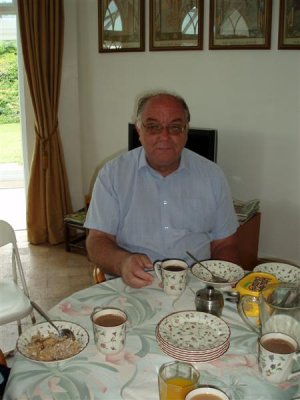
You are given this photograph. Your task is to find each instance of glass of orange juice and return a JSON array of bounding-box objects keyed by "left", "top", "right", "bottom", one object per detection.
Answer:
[{"left": 158, "top": 361, "right": 200, "bottom": 400}]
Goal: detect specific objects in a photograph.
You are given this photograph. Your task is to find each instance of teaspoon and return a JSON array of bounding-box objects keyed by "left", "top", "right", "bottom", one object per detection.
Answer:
[
  {"left": 30, "top": 301, "right": 75, "bottom": 340},
  {"left": 186, "top": 251, "right": 229, "bottom": 284}
]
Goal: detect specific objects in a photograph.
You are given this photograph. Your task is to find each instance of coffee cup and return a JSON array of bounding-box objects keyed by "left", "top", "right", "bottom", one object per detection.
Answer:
[
  {"left": 154, "top": 259, "right": 188, "bottom": 296},
  {"left": 258, "top": 332, "right": 300, "bottom": 383},
  {"left": 185, "top": 386, "right": 230, "bottom": 400},
  {"left": 158, "top": 361, "right": 200, "bottom": 400},
  {"left": 91, "top": 307, "right": 127, "bottom": 355}
]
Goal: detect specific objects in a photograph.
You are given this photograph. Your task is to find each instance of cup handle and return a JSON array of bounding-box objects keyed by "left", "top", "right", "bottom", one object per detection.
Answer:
[
  {"left": 288, "top": 370, "right": 300, "bottom": 380},
  {"left": 288, "top": 353, "right": 300, "bottom": 380},
  {"left": 237, "top": 295, "right": 260, "bottom": 334},
  {"left": 154, "top": 261, "right": 162, "bottom": 282}
]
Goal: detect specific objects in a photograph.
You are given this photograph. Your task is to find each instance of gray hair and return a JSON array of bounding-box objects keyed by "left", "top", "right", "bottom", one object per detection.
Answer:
[{"left": 135, "top": 91, "right": 191, "bottom": 124}]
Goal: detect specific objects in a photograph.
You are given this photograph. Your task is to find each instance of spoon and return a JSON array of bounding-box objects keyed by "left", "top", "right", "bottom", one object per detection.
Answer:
[
  {"left": 31, "top": 301, "right": 75, "bottom": 340},
  {"left": 186, "top": 251, "right": 229, "bottom": 284}
]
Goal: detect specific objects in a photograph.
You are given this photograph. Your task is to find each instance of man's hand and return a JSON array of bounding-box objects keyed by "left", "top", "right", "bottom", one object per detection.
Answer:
[
  {"left": 86, "top": 230, "right": 154, "bottom": 288},
  {"left": 119, "top": 253, "right": 154, "bottom": 288}
]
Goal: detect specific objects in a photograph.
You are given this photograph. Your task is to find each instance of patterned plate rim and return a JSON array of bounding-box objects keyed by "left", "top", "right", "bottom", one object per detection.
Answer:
[
  {"left": 158, "top": 339, "right": 230, "bottom": 358},
  {"left": 191, "top": 260, "right": 244, "bottom": 287},
  {"left": 17, "top": 320, "right": 89, "bottom": 363},
  {"left": 158, "top": 340, "right": 230, "bottom": 362},
  {"left": 253, "top": 262, "right": 300, "bottom": 282},
  {"left": 156, "top": 336, "right": 229, "bottom": 357},
  {"left": 155, "top": 327, "right": 230, "bottom": 354},
  {"left": 156, "top": 310, "right": 231, "bottom": 352}
]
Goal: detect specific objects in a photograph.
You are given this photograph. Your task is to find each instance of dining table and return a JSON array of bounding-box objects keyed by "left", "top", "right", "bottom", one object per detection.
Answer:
[{"left": 4, "top": 270, "right": 300, "bottom": 400}]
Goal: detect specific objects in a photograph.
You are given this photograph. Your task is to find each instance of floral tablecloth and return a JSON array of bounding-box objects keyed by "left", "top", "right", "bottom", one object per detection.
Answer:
[{"left": 4, "top": 271, "right": 300, "bottom": 399}]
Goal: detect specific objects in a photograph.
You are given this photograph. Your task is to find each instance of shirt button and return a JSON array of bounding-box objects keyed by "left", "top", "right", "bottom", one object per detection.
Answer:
[
  {"left": 164, "top": 226, "right": 169, "bottom": 230},
  {"left": 163, "top": 200, "right": 168, "bottom": 205}
]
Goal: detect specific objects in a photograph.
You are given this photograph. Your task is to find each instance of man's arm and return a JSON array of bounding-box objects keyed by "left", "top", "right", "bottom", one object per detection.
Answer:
[
  {"left": 86, "top": 229, "right": 154, "bottom": 288},
  {"left": 210, "top": 232, "right": 241, "bottom": 265}
]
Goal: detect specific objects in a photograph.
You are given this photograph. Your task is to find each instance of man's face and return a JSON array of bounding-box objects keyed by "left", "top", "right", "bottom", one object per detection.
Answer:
[{"left": 136, "top": 95, "right": 188, "bottom": 176}]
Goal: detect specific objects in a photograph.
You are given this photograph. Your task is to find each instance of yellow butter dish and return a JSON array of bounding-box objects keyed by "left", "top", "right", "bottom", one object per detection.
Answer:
[{"left": 235, "top": 272, "right": 279, "bottom": 317}]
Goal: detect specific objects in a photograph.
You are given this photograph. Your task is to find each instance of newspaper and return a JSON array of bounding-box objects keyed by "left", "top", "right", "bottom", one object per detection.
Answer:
[{"left": 233, "top": 198, "right": 260, "bottom": 224}]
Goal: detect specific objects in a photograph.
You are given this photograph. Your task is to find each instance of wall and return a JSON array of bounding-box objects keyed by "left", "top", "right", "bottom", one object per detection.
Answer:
[
  {"left": 59, "top": 1, "right": 84, "bottom": 210},
  {"left": 62, "top": 0, "right": 300, "bottom": 264}
]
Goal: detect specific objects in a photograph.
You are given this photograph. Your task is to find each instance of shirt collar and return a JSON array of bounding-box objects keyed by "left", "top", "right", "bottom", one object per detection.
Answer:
[{"left": 137, "top": 147, "right": 188, "bottom": 175}]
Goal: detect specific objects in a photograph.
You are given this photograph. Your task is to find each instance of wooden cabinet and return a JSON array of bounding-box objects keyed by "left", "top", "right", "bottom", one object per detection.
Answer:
[{"left": 236, "top": 212, "right": 261, "bottom": 270}]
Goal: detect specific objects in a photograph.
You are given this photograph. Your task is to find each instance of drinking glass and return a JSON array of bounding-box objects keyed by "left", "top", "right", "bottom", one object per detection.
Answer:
[{"left": 158, "top": 361, "right": 199, "bottom": 400}]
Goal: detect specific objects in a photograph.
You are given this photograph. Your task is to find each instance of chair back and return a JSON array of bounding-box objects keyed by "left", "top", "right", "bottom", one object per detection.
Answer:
[
  {"left": 0, "top": 220, "right": 35, "bottom": 333},
  {"left": 93, "top": 265, "right": 106, "bottom": 284},
  {"left": 0, "top": 219, "right": 18, "bottom": 246},
  {"left": 0, "top": 220, "right": 30, "bottom": 298}
]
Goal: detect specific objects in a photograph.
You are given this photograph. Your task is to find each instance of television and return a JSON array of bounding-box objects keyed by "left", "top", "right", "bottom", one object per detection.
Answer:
[{"left": 128, "top": 123, "right": 218, "bottom": 162}]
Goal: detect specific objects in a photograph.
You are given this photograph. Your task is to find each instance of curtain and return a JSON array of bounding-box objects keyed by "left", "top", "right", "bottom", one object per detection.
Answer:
[{"left": 17, "top": 0, "right": 72, "bottom": 244}]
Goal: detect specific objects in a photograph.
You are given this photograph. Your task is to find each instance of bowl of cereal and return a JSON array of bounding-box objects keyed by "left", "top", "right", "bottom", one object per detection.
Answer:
[{"left": 17, "top": 321, "right": 89, "bottom": 363}]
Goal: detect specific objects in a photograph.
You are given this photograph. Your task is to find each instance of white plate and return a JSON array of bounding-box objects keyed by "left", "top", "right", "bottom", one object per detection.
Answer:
[
  {"left": 253, "top": 262, "right": 300, "bottom": 283},
  {"left": 17, "top": 321, "right": 89, "bottom": 363},
  {"left": 156, "top": 326, "right": 229, "bottom": 354},
  {"left": 191, "top": 260, "right": 244, "bottom": 288},
  {"left": 156, "top": 311, "right": 230, "bottom": 352},
  {"left": 157, "top": 339, "right": 230, "bottom": 362}
]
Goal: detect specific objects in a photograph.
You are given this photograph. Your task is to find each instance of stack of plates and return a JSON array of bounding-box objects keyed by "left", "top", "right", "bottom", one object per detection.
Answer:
[{"left": 156, "top": 311, "right": 230, "bottom": 362}]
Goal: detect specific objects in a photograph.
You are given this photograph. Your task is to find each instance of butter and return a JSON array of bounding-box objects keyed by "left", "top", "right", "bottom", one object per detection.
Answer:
[{"left": 235, "top": 272, "right": 279, "bottom": 317}]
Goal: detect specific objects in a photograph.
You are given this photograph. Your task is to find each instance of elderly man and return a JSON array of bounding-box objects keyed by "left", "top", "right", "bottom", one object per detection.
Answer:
[{"left": 85, "top": 91, "right": 239, "bottom": 288}]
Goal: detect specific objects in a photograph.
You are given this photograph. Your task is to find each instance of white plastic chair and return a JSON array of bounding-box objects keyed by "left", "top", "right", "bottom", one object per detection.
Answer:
[{"left": 0, "top": 220, "right": 35, "bottom": 335}]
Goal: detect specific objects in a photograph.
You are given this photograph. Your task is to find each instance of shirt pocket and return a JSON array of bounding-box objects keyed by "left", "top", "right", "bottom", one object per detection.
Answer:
[{"left": 170, "top": 196, "right": 215, "bottom": 234}]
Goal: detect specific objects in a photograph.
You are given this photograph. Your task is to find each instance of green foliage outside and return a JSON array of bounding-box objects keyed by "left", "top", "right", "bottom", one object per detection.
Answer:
[
  {"left": 0, "top": 40, "right": 19, "bottom": 124},
  {"left": 0, "top": 40, "right": 22, "bottom": 164}
]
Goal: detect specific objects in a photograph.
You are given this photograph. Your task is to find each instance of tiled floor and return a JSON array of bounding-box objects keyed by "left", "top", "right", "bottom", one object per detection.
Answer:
[{"left": 0, "top": 230, "right": 94, "bottom": 358}]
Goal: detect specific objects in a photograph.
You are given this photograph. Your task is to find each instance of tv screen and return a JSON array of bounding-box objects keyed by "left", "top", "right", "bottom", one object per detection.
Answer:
[{"left": 128, "top": 123, "right": 218, "bottom": 162}]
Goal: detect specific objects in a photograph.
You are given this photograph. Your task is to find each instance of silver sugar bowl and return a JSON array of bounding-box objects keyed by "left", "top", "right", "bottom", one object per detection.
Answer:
[{"left": 195, "top": 286, "right": 224, "bottom": 317}]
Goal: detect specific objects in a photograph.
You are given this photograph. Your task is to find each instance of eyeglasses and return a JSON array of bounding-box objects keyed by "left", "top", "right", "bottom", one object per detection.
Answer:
[{"left": 141, "top": 122, "right": 187, "bottom": 136}]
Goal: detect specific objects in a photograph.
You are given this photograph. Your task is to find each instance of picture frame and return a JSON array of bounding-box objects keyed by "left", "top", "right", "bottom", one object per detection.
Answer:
[
  {"left": 149, "top": 0, "right": 204, "bottom": 51},
  {"left": 209, "top": 0, "right": 272, "bottom": 50},
  {"left": 98, "top": 0, "right": 145, "bottom": 52},
  {"left": 278, "top": 0, "right": 300, "bottom": 49}
]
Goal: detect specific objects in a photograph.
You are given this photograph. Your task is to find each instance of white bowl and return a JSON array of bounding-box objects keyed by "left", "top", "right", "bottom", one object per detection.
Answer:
[
  {"left": 185, "top": 386, "right": 230, "bottom": 400},
  {"left": 191, "top": 260, "right": 244, "bottom": 288},
  {"left": 17, "top": 320, "right": 89, "bottom": 363},
  {"left": 253, "top": 262, "right": 300, "bottom": 283}
]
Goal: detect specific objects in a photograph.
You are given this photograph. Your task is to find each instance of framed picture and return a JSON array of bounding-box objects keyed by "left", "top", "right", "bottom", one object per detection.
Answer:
[
  {"left": 149, "top": 0, "right": 204, "bottom": 51},
  {"left": 98, "top": 0, "right": 145, "bottom": 52},
  {"left": 209, "top": 0, "right": 272, "bottom": 50},
  {"left": 278, "top": 0, "right": 300, "bottom": 49}
]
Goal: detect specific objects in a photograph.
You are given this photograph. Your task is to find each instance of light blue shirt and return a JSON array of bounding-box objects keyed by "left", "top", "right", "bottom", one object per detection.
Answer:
[{"left": 84, "top": 148, "right": 238, "bottom": 264}]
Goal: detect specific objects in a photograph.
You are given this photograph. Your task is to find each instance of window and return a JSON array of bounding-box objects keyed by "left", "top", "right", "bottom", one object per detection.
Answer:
[
  {"left": 0, "top": 0, "right": 27, "bottom": 230},
  {"left": 104, "top": 1, "right": 122, "bottom": 31},
  {"left": 182, "top": 6, "right": 198, "bottom": 35},
  {"left": 0, "top": 0, "right": 19, "bottom": 133},
  {"left": 220, "top": 9, "right": 249, "bottom": 37},
  {"left": 0, "top": 0, "right": 16, "bottom": 14}
]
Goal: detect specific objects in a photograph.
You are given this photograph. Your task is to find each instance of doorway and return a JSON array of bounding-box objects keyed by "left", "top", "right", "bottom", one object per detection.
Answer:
[{"left": 0, "top": 2, "right": 26, "bottom": 230}]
